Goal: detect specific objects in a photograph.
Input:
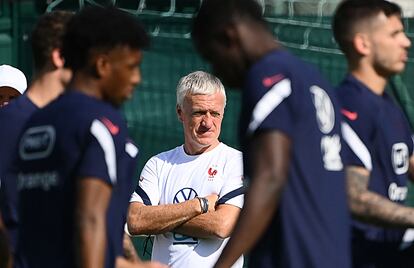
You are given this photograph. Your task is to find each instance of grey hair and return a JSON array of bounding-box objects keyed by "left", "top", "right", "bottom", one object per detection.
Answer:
[{"left": 176, "top": 71, "right": 226, "bottom": 107}]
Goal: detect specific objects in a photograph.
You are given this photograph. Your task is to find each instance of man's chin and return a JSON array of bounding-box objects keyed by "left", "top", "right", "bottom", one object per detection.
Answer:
[{"left": 195, "top": 138, "right": 219, "bottom": 148}]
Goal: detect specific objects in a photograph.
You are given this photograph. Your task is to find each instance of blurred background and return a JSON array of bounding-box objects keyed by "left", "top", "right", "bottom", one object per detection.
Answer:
[{"left": 2, "top": 0, "right": 414, "bottom": 262}]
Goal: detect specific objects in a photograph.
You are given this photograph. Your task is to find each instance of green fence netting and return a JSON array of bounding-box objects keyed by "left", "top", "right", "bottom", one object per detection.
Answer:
[{"left": 4, "top": 0, "right": 414, "bottom": 263}]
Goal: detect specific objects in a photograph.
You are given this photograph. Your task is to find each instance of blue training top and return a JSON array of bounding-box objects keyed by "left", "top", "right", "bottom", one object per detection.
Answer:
[
  {"left": 240, "top": 50, "right": 351, "bottom": 268},
  {"left": 337, "top": 75, "right": 413, "bottom": 243},
  {"left": 13, "top": 90, "right": 138, "bottom": 268},
  {"left": 0, "top": 95, "right": 38, "bottom": 253}
]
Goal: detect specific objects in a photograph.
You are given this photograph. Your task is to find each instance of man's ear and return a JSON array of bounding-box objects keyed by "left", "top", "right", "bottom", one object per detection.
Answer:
[
  {"left": 176, "top": 104, "right": 184, "bottom": 122},
  {"left": 95, "top": 54, "right": 110, "bottom": 79},
  {"left": 221, "top": 23, "right": 239, "bottom": 49},
  {"left": 51, "top": 49, "right": 64, "bottom": 68},
  {"left": 353, "top": 33, "right": 371, "bottom": 56}
]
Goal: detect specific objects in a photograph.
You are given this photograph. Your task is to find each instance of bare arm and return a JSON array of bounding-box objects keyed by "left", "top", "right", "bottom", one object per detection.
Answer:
[
  {"left": 346, "top": 165, "right": 414, "bottom": 227},
  {"left": 408, "top": 155, "right": 414, "bottom": 183},
  {"left": 174, "top": 204, "right": 241, "bottom": 239},
  {"left": 214, "top": 131, "right": 291, "bottom": 268},
  {"left": 75, "top": 178, "right": 111, "bottom": 268},
  {"left": 127, "top": 194, "right": 217, "bottom": 236}
]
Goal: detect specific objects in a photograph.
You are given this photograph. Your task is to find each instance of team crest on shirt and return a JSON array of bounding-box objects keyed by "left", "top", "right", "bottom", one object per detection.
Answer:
[
  {"left": 207, "top": 165, "right": 218, "bottom": 180},
  {"left": 391, "top": 142, "right": 409, "bottom": 175},
  {"left": 310, "top": 85, "right": 335, "bottom": 134}
]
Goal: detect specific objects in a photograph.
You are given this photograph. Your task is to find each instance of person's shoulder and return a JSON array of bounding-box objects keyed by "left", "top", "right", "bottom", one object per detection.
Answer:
[
  {"left": 244, "top": 50, "right": 294, "bottom": 98},
  {"left": 0, "top": 95, "right": 36, "bottom": 118},
  {"left": 67, "top": 91, "right": 118, "bottom": 114},
  {"left": 218, "top": 143, "right": 243, "bottom": 162},
  {"left": 219, "top": 143, "right": 241, "bottom": 155},
  {"left": 249, "top": 50, "right": 291, "bottom": 77},
  {"left": 336, "top": 76, "right": 379, "bottom": 115},
  {"left": 61, "top": 91, "right": 124, "bottom": 125},
  {"left": 152, "top": 145, "right": 183, "bottom": 162},
  {"left": 247, "top": 50, "right": 329, "bottom": 92}
]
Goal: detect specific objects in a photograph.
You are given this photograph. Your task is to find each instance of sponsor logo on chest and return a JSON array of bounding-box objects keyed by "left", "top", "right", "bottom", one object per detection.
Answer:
[
  {"left": 391, "top": 142, "right": 409, "bottom": 175},
  {"left": 388, "top": 182, "right": 407, "bottom": 202}
]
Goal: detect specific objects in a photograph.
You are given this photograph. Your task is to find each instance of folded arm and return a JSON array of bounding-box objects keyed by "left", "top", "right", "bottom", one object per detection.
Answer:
[
  {"left": 127, "top": 194, "right": 217, "bottom": 236},
  {"left": 174, "top": 203, "right": 241, "bottom": 239}
]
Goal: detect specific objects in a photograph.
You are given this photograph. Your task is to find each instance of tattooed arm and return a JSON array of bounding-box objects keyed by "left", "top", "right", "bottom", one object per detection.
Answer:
[
  {"left": 346, "top": 165, "right": 414, "bottom": 227},
  {"left": 408, "top": 156, "right": 414, "bottom": 183}
]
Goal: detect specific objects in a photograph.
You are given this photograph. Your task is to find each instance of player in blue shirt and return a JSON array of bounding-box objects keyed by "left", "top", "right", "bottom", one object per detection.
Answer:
[
  {"left": 0, "top": 11, "right": 73, "bottom": 267},
  {"left": 192, "top": 0, "right": 351, "bottom": 267},
  {"left": 333, "top": 1, "right": 414, "bottom": 267},
  {"left": 12, "top": 6, "right": 165, "bottom": 268}
]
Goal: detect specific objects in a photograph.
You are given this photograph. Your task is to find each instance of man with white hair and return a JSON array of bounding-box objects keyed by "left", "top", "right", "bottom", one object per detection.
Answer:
[
  {"left": 0, "top": 64, "right": 27, "bottom": 107},
  {"left": 127, "top": 71, "right": 244, "bottom": 268}
]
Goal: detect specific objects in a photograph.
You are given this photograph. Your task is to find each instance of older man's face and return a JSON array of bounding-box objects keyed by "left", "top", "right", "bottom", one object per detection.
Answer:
[{"left": 177, "top": 92, "right": 225, "bottom": 155}]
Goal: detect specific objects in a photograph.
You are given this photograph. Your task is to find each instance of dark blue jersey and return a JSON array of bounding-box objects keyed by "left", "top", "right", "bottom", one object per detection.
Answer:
[
  {"left": 0, "top": 95, "right": 38, "bottom": 252},
  {"left": 240, "top": 50, "right": 351, "bottom": 268},
  {"left": 337, "top": 75, "right": 413, "bottom": 243},
  {"left": 13, "top": 91, "right": 138, "bottom": 268}
]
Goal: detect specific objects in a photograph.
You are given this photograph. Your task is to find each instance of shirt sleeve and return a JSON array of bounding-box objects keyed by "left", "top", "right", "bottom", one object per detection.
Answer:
[
  {"left": 340, "top": 106, "right": 376, "bottom": 171},
  {"left": 245, "top": 68, "right": 294, "bottom": 138},
  {"left": 129, "top": 156, "right": 160, "bottom": 206},
  {"left": 76, "top": 119, "right": 121, "bottom": 185},
  {"left": 218, "top": 151, "right": 244, "bottom": 209}
]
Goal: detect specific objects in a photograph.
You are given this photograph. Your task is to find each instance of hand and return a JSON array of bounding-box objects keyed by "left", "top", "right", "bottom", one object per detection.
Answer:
[{"left": 203, "top": 194, "right": 219, "bottom": 212}]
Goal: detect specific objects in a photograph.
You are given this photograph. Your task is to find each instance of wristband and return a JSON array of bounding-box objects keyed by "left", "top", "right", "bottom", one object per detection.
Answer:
[{"left": 196, "top": 197, "right": 208, "bottom": 214}]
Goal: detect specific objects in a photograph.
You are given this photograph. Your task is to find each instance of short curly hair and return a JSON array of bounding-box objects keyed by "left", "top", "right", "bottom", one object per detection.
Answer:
[{"left": 62, "top": 6, "right": 150, "bottom": 72}]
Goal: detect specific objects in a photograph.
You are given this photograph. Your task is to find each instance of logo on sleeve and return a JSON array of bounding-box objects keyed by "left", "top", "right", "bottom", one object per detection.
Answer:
[
  {"left": 310, "top": 85, "right": 335, "bottom": 134},
  {"left": 262, "top": 74, "right": 285, "bottom": 87},
  {"left": 101, "top": 117, "right": 119, "bottom": 135},
  {"left": 341, "top": 109, "right": 358, "bottom": 121},
  {"left": 392, "top": 143, "right": 409, "bottom": 175}
]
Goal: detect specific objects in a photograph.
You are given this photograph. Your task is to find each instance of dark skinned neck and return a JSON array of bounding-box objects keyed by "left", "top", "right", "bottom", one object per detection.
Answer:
[{"left": 69, "top": 72, "right": 103, "bottom": 100}]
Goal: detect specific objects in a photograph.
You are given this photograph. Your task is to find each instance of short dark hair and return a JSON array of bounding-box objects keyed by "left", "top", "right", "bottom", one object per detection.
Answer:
[
  {"left": 332, "top": 0, "right": 402, "bottom": 56},
  {"left": 62, "top": 6, "right": 150, "bottom": 72},
  {"left": 192, "top": 0, "right": 266, "bottom": 49},
  {"left": 31, "top": 11, "right": 73, "bottom": 74}
]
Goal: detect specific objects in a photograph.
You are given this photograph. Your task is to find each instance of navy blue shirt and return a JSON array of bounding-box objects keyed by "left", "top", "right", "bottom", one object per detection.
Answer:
[
  {"left": 0, "top": 95, "right": 38, "bottom": 252},
  {"left": 337, "top": 75, "right": 413, "bottom": 243},
  {"left": 240, "top": 50, "right": 351, "bottom": 268},
  {"left": 13, "top": 91, "right": 138, "bottom": 268}
]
